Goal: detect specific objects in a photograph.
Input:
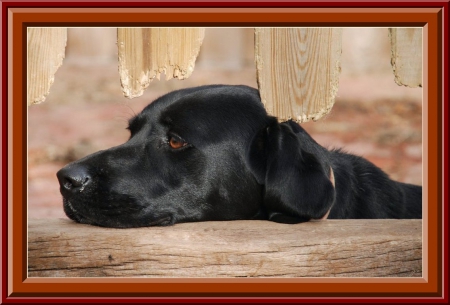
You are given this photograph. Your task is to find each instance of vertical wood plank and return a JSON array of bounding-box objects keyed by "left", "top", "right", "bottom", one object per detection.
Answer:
[
  {"left": 118, "top": 28, "right": 205, "bottom": 98},
  {"left": 27, "top": 28, "right": 67, "bottom": 105},
  {"left": 255, "top": 28, "right": 342, "bottom": 123},
  {"left": 389, "top": 28, "right": 422, "bottom": 87}
]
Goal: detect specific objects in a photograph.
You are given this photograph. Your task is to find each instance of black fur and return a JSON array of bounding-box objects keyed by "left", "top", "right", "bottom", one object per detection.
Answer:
[{"left": 56, "top": 85, "right": 422, "bottom": 228}]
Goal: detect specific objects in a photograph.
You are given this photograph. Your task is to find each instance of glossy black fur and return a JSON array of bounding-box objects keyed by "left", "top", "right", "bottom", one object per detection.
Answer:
[{"left": 57, "top": 85, "right": 422, "bottom": 228}]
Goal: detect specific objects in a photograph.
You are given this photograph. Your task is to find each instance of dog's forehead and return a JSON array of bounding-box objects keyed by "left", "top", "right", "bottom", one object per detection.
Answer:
[
  {"left": 163, "top": 87, "right": 267, "bottom": 137},
  {"left": 136, "top": 85, "right": 268, "bottom": 142}
]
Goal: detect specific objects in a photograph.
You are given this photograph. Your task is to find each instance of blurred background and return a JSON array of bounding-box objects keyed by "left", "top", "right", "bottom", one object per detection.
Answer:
[{"left": 27, "top": 28, "right": 423, "bottom": 219}]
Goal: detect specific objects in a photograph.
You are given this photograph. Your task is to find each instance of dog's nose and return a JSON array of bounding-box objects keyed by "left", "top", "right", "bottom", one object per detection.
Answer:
[{"left": 57, "top": 164, "right": 92, "bottom": 194}]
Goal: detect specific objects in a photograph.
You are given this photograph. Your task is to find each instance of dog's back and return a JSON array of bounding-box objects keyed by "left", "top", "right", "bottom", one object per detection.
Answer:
[{"left": 327, "top": 149, "right": 422, "bottom": 219}]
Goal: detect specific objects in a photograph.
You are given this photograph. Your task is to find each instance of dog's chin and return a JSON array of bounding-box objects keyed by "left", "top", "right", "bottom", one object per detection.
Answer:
[
  {"left": 63, "top": 199, "right": 173, "bottom": 228},
  {"left": 63, "top": 198, "right": 96, "bottom": 225}
]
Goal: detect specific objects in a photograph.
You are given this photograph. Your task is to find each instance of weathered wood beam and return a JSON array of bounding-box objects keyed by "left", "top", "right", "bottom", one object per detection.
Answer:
[{"left": 28, "top": 218, "right": 422, "bottom": 278}]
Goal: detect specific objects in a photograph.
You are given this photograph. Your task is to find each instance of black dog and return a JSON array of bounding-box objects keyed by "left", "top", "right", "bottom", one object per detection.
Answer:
[{"left": 56, "top": 85, "right": 422, "bottom": 228}]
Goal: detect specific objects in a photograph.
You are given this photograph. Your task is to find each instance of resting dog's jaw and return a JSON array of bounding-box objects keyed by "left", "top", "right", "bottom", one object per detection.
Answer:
[{"left": 63, "top": 198, "right": 88, "bottom": 224}]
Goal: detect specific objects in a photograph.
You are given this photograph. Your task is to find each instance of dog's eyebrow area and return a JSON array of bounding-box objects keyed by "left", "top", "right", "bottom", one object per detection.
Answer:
[
  {"left": 160, "top": 115, "right": 174, "bottom": 126},
  {"left": 127, "top": 115, "right": 145, "bottom": 134}
]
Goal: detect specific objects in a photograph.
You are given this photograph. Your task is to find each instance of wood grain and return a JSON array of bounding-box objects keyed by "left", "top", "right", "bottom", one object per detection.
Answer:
[
  {"left": 28, "top": 218, "right": 422, "bottom": 278},
  {"left": 27, "top": 28, "right": 67, "bottom": 105},
  {"left": 255, "top": 28, "right": 342, "bottom": 122},
  {"left": 389, "top": 28, "right": 422, "bottom": 88},
  {"left": 118, "top": 28, "right": 205, "bottom": 98}
]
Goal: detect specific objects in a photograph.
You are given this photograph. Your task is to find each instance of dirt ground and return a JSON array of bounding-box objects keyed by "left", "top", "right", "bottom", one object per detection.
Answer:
[{"left": 27, "top": 62, "right": 423, "bottom": 219}]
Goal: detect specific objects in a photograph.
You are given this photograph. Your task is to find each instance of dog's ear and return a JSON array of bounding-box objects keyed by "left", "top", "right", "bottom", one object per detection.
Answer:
[{"left": 246, "top": 119, "right": 335, "bottom": 224}]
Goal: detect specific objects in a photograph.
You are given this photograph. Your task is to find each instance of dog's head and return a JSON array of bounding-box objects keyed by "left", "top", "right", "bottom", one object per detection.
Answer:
[{"left": 57, "top": 85, "right": 335, "bottom": 228}]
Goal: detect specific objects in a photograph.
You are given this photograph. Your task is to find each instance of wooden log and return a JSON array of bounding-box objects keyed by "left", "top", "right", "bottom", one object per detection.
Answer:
[
  {"left": 389, "top": 28, "right": 422, "bottom": 87},
  {"left": 118, "top": 28, "right": 205, "bottom": 98},
  {"left": 255, "top": 28, "right": 342, "bottom": 123},
  {"left": 28, "top": 218, "right": 422, "bottom": 278},
  {"left": 27, "top": 28, "right": 67, "bottom": 105}
]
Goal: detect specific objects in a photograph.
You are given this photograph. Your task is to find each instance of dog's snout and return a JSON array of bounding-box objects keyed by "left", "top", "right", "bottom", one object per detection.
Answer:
[{"left": 57, "top": 165, "right": 92, "bottom": 193}]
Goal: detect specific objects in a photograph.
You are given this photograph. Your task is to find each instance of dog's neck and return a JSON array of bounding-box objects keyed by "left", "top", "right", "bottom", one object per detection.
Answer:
[{"left": 312, "top": 166, "right": 335, "bottom": 221}]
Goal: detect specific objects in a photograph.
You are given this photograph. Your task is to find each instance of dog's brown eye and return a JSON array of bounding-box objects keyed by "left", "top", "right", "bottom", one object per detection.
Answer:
[{"left": 169, "top": 136, "right": 187, "bottom": 149}]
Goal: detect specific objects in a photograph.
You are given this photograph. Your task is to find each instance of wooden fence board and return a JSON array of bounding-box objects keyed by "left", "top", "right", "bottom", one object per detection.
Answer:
[
  {"left": 27, "top": 28, "right": 67, "bottom": 105},
  {"left": 255, "top": 28, "right": 342, "bottom": 122},
  {"left": 118, "top": 28, "right": 205, "bottom": 98},
  {"left": 389, "top": 28, "right": 422, "bottom": 88},
  {"left": 28, "top": 218, "right": 422, "bottom": 278}
]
